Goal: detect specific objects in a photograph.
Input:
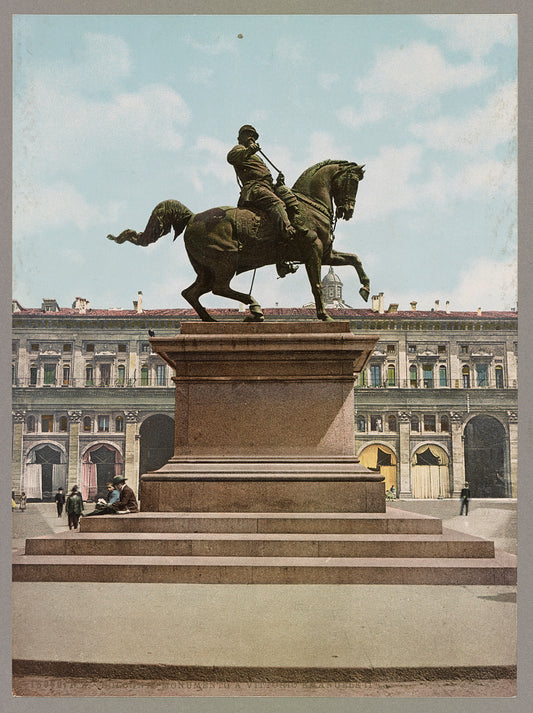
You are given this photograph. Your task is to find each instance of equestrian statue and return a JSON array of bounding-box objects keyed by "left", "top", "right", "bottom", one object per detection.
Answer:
[{"left": 107, "top": 124, "right": 370, "bottom": 322}]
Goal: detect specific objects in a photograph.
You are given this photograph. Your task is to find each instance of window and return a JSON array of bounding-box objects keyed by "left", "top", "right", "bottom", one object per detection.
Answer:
[
  {"left": 356, "top": 415, "right": 366, "bottom": 432},
  {"left": 117, "top": 364, "right": 126, "bottom": 385},
  {"left": 63, "top": 344, "right": 72, "bottom": 352},
  {"left": 408, "top": 344, "right": 416, "bottom": 354},
  {"left": 409, "top": 365, "right": 418, "bottom": 388},
  {"left": 387, "top": 344, "right": 396, "bottom": 354},
  {"left": 460, "top": 345, "right": 469, "bottom": 354},
  {"left": 438, "top": 345, "right": 446, "bottom": 354},
  {"left": 12, "top": 364, "right": 16, "bottom": 385},
  {"left": 86, "top": 343, "right": 94, "bottom": 352},
  {"left": 27, "top": 415, "right": 35, "bottom": 433},
  {"left": 439, "top": 365, "right": 447, "bottom": 387},
  {"left": 423, "top": 414, "right": 436, "bottom": 432},
  {"left": 371, "top": 415, "right": 383, "bottom": 432},
  {"left": 62, "top": 365, "right": 70, "bottom": 386},
  {"left": 31, "top": 343, "right": 39, "bottom": 352},
  {"left": 462, "top": 365, "right": 470, "bottom": 388},
  {"left": 410, "top": 416, "right": 420, "bottom": 432},
  {"left": 387, "top": 415, "right": 397, "bottom": 432},
  {"left": 118, "top": 344, "right": 127, "bottom": 353},
  {"left": 156, "top": 364, "right": 166, "bottom": 386},
  {"left": 476, "top": 363, "right": 488, "bottom": 387},
  {"left": 85, "top": 364, "right": 94, "bottom": 386},
  {"left": 495, "top": 365, "right": 504, "bottom": 389},
  {"left": 370, "top": 364, "right": 381, "bottom": 387},
  {"left": 100, "top": 363, "right": 111, "bottom": 386},
  {"left": 387, "top": 365, "right": 395, "bottom": 387},
  {"left": 115, "top": 415, "right": 124, "bottom": 432},
  {"left": 423, "top": 364, "right": 434, "bottom": 388},
  {"left": 97, "top": 415, "right": 110, "bottom": 432},
  {"left": 30, "top": 365, "right": 38, "bottom": 386},
  {"left": 141, "top": 365, "right": 149, "bottom": 386},
  {"left": 43, "top": 363, "right": 56, "bottom": 385},
  {"left": 359, "top": 370, "right": 366, "bottom": 386},
  {"left": 141, "top": 343, "right": 151, "bottom": 353},
  {"left": 440, "top": 415, "right": 450, "bottom": 432},
  {"left": 59, "top": 416, "right": 68, "bottom": 432},
  {"left": 83, "top": 416, "right": 92, "bottom": 432},
  {"left": 41, "top": 415, "right": 54, "bottom": 432}
]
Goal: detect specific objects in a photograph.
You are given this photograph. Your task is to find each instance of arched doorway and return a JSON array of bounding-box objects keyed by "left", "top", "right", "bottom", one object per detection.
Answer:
[
  {"left": 82, "top": 444, "right": 123, "bottom": 502},
  {"left": 411, "top": 444, "right": 450, "bottom": 499},
  {"left": 358, "top": 444, "right": 397, "bottom": 491},
  {"left": 139, "top": 414, "right": 175, "bottom": 476},
  {"left": 464, "top": 416, "right": 507, "bottom": 497},
  {"left": 24, "top": 443, "right": 67, "bottom": 501}
]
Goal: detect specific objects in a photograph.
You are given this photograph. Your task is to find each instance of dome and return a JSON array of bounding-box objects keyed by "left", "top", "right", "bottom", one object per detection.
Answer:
[{"left": 322, "top": 266, "right": 343, "bottom": 286}]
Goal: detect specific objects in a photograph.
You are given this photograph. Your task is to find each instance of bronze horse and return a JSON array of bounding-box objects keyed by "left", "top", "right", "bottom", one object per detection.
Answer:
[{"left": 107, "top": 159, "right": 369, "bottom": 322}]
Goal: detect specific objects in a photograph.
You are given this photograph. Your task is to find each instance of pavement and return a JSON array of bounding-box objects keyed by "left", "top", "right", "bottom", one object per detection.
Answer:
[{"left": 11, "top": 499, "right": 518, "bottom": 698}]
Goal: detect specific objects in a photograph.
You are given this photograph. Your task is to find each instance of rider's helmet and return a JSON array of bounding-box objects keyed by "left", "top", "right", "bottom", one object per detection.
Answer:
[{"left": 238, "top": 124, "right": 259, "bottom": 141}]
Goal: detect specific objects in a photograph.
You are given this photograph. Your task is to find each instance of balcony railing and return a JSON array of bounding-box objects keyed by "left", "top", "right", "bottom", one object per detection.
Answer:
[
  {"left": 355, "top": 377, "right": 517, "bottom": 389},
  {"left": 12, "top": 376, "right": 174, "bottom": 388}
]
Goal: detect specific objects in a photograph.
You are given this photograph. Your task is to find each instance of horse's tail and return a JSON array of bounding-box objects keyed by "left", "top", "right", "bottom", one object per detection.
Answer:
[{"left": 107, "top": 199, "right": 194, "bottom": 247}]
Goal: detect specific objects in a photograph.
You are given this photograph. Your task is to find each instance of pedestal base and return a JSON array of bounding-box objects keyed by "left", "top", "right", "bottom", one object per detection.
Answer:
[{"left": 140, "top": 456, "right": 385, "bottom": 513}]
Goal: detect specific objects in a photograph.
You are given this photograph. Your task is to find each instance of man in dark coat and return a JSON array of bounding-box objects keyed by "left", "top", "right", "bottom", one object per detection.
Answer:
[
  {"left": 54, "top": 487, "right": 66, "bottom": 517},
  {"left": 83, "top": 475, "right": 138, "bottom": 515},
  {"left": 460, "top": 482, "right": 471, "bottom": 516}
]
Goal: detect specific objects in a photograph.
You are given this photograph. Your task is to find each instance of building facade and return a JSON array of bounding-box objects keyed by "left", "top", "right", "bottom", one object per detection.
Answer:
[{"left": 12, "top": 282, "right": 517, "bottom": 502}]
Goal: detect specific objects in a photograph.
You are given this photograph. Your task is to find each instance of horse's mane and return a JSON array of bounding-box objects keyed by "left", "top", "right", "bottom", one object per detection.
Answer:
[{"left": 292, "top": 160, "right": 355, "bottom": 192}]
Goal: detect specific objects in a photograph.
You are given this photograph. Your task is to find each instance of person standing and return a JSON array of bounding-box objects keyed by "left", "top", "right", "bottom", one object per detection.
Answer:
[
  {"left": 66, "top": 485, "right": 84, "bottom": 530},
  {"left": 460, "top": 482, "right": 471, "bottom": 516},
  {"left": 54, "top": 487, "right": 66, "bottom": 517},
  {"left": 19, "top": 492, "right": 27, "bottom": 512}
]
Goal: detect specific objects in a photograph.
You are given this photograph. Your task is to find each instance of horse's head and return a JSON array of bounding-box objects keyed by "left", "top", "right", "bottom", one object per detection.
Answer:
[{"left": 332, "top": 163, "right": 365, "bottom": 220}]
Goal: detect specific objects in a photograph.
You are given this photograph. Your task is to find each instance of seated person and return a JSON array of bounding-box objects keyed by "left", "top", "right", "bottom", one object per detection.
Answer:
[{"left": 83, "top": 476, "right": 138, "bottom": 516}]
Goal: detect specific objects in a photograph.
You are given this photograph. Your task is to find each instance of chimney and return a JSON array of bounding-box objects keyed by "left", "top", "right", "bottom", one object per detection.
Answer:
[
  {"left": 134, "top": 291, "right": 143, "bottom": 313},
  {"left": 378, "top": 292, "right": 384, "bottom": 314},
  {"left": 386, "top": 303, "right": 399, "bottom": 313},
  {"left": 410, "top": 301, "right": 417, "bottom": 311},
  {"left": 371, "top": 295, "right": 379, "bottom": 312},
  {"left": 72, "top": 297, "right": 90, "bottom": 314},
  {"left": 477, "top": 307, "right": 482, "bottom": 316},
  {"left": 445, "top": 300, "right": 450, "bottom": 314},
  {"left": 434, "top": 299, "right": 440, "bottom": 311}
]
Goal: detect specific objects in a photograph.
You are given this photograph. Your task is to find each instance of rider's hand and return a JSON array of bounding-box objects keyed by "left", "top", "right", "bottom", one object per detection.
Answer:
[
  {"left": 276, "top": 172, "right": 285, "bottom": 186},
  {"left": 248, "top": 140, "right": 260, "bottom": 153}
]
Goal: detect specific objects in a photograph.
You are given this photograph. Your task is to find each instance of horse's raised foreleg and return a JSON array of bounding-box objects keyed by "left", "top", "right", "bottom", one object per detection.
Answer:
[
  {"left": 325, "top": 250, "right": 370, "bottom": 302},
  {"left": 181, "top": 268, "right": 216, "bottom": 322}
]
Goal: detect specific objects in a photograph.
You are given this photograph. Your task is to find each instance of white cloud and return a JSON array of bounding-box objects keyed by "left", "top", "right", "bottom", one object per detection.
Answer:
[
  {"left": 422, "top": 14, "right": 516, "bottom": 59},
  {"left": 355, "top": 144, "right": 423, "bottom": 221},
  {"left": 193, "top": 135, "right": 234, "bottom": 186},
  {"left": 410, "top": 81, "right": 517, "bottom": 154},
  {"left": 318, "top": 72, "right": 340, "bottom": 90},
  {"left": 187, "top": 66, "right": 215, "bottom": 84},
  {"left": 357, "top": 42, "right": 493, "bottom": 102},
  {"left": 185, "top": 35, "right": 238, "bottom": 55},
  {"left": 275, "top": 37, "right": 307, "bottom": 65},
  {"left": 392, "top": 256, "right": 517, "bottom": 312},
  {"left": 13, "top": 181, "right": 123, "bottom": 235},
  {"left": 16, "top": 80, "right": 191, "bottom": 176},
  {"left": 337, "top": 99, "right": 386, "bottom": 130}
]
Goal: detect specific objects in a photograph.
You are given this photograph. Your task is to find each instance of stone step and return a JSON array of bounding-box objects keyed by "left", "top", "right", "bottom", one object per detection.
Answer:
[
  {"left": 79, "top": 510, "right": 443, "bottom": 535},
  {"left": 23, "top": 528, "right": 494, "bottom": 559},
  {"left": 12, "top": 551, "right": 517, "bottom": 585}
]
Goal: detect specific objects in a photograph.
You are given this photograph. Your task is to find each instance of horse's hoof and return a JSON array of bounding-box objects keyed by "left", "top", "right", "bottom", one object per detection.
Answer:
[
  {"left": 359, "top": 286, "right": 370, "bottom": 302},
  {"left": 244, "top": 313, "right": 264, "bottom": 322},
  {"left": 318, "top": 313, "right": 335, "bottom": 322}
]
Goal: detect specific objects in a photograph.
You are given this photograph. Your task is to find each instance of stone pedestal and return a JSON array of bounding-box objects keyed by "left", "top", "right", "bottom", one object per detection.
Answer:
[{"left": 140, "top": 322, "right": 382, "bottom": 512}]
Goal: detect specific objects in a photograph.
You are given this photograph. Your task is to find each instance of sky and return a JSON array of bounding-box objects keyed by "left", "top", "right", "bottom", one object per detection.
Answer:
[{"left": 12, "top": 13, "right": 517, "bottom": 313}]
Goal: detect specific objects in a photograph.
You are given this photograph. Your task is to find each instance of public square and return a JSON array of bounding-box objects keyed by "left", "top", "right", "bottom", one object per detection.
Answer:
[{"left": 12, "top": 498, "right": 517, "bottom": 697}]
